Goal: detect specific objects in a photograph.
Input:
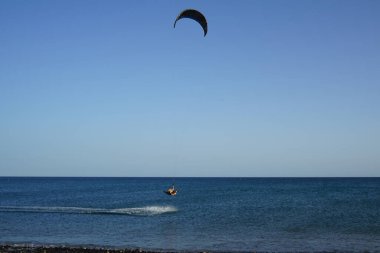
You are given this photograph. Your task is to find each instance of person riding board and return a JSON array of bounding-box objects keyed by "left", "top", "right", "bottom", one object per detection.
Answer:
[
  {"left": 165, "top": 184, "right": 177, "bottom": 195},
  {"left": 168, "top": 185, "right": 175, "bottom": 193}
]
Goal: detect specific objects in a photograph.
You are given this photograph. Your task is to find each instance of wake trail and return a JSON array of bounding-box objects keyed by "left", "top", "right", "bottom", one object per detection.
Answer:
[{"left": 0, "top": 205, "right": 177, "bottom": 216}]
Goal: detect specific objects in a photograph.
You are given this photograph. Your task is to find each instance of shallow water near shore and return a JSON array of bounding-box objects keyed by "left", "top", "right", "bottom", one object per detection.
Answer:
[{"left": 1, "top": 177, "right": 379, "bottom": 252}]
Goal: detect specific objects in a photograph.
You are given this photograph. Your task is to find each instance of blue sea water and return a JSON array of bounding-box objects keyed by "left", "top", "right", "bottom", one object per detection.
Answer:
[{"left": 0, "top": 177, "right": 379, "bottom": 252}]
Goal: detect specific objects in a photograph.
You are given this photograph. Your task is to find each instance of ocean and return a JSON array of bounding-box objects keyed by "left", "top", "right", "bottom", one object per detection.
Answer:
[{"left": 0, "top": 177, "right": 379, "bottom": 252}]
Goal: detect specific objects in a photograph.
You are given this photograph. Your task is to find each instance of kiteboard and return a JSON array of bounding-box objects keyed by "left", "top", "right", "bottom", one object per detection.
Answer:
[{"left": 164, "top": 190, "right": 177, "bottom": 196}]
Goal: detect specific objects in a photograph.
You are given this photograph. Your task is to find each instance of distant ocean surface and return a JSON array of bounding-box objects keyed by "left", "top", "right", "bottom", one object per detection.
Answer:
[{"left": 0, "top": 177, "right": 379, "bottom": 252}]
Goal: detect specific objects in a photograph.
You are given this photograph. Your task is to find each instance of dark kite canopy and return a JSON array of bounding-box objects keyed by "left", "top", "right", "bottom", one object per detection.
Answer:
[{"left": 174, "top": 9, "right": 208, "bottom": 36}]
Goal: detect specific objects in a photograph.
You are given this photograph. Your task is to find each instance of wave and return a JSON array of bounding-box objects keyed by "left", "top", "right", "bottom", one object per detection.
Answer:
[{"left": 0, "top": 205, "right": 177, "bottom": 216}]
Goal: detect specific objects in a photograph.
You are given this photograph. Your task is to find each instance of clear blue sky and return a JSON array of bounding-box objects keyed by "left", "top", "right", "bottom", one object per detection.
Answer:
[{"left": 1, "top": 0, "right": 379, "bottom": 177}]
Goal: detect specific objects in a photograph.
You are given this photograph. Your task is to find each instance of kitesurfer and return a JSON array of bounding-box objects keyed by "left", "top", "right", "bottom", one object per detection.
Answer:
[
  {"left": 168, "top": 185, "right": 175, "bottom": 194},
  {"left": 165, "top": 185, "right": 177, "bottom": 195}
]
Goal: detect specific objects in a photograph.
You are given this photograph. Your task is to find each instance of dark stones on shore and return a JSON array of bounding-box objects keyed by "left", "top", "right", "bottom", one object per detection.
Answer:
[
  {"left": 0, "top": 245, "right": 375, "bottom": 253},
  {"left": 0, "top": 245, "right": 159, "bottom": 253}
]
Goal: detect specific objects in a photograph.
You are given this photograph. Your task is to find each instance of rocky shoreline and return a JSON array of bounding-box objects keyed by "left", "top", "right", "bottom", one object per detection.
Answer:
[
  {"left": 0, "top": 244, "right": 378, "bottom": 253},
  {"left": 0, "top": 245, "right": 172, "bottom": 253}
]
